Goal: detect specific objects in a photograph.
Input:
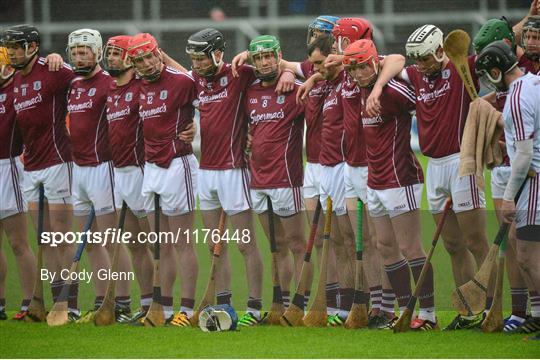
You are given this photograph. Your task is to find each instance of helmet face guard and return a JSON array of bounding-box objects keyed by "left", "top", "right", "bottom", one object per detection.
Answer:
[
  {"left": 1, "top": 25, "right": 40, "bottom": 70},
  {"left": 406, "top": 24, "right": 445, "bottom": 63},
  {"left": 67, "top": 29, "right": 103, "bottom": 76},
  {"left": 248, "top": 35, "right": 281, "bottom": 81},
  {"left": 332, "top": 18, "right": 373, "bottom": 54},
  {"left": 186, "top": 28, "right": 226, "bottom": 77},
  {"left": 343, "top": 39, "right": 379, "bottom": 87},
  {"left": 307, "top": 15, "right": 339, "bottom": 45},
  {"left": 475, "top": 40, "right": 518, "bottom": 91},
  {"left": 522, "top": 17, "right": 540, "bottom": 61},
  {"left": 127, "top": 33, "right": 162, "bottom": 82},
  {"left": 103, "top": 35, "right": 132, "bottom": 77},
  {"left": 0, "top": 47, "right": 15, "bottom": 82}
]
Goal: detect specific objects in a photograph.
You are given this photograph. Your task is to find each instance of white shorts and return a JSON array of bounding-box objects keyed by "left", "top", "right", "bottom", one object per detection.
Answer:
[
  {"left": 23, "top": 162, "right": 72, "bottom": 204},
  {"left": 515, "top": 173, "right": 540, "bottom": 231},
  {"left": 368, "top": 183, "right": 423, "bottom": 218},
  {"left": 250, "top": 187, "right": 304, "bottom": 217},
  {"left": 345, "top": 164, "right": 368, "bottom": 202},
  {"left": 491, "top": 166, "right": 511, "bottom": 200},
  {"left": 114, "top": 165, "right": 147, "bottom": 218},
  {"left": 72, "top": 161, "right": 116, "bottom": 216},
  {"left": 0, "top": 157, "right": 27, "bottom": 220},
  {"left": 320, "top": 162, "right": 347, "bottom": 216},
  {"left": 426, "top": 153, "right": 485, "bottom": 213},
  {"left": 198, "top": 168, "right": 251, "bottom": 216},
  {"left": 142, "top": 155, "right": 198, "bottom": 216},
  {"left": 304, "top": 162, "right": 322, "bottom": 199}
]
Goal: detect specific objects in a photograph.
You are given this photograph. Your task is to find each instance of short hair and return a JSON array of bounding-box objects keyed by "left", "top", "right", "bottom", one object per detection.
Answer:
[{"left": 307, "top": 34, "right": 334, "bottom": 57}]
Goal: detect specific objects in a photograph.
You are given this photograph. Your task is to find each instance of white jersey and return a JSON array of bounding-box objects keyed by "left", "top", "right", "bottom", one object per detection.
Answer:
[{"left": 502, "top": 73, "right": 540, "bottom": 173}]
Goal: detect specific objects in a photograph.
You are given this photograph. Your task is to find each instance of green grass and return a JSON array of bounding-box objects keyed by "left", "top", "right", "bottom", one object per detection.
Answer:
[{"left": 0, "top": 154, "right": 536, "bottom": 358}]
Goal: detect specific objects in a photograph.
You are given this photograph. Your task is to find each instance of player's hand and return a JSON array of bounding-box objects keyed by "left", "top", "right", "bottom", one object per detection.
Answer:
[
  {"left": 500, "top": 200, "right": 516, "bottom": 224},
  {"left": 365, "top": 85, "right": 383, "bottom": 117},
  {"left": 178, "top": 122, "right": 197, "bottom": 143},
  {"left": 498, "top": 140, "right": 508, "bottom": 160},
  {"left": 231, "top": 51, "right": 248, "bottom": 77},
  {"left": 276, "top": 70, "right": 295, "bottom": 94},
  {"left": 296, "top": 78, "right": 315, "bottom": 104},
  {"left": 529, "top": 0, "right": 539, "bottom": 15},
  {"left": 324, "top": 54, "right": 344, "bottom": 68},
  {"left": 45, "top": 53, "right": 64, "bottom": 71}
]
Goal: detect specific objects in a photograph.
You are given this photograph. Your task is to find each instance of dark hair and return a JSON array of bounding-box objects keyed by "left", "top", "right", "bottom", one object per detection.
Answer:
[{"left": 307, "top": 34, "right": 334, "bottom": 57}]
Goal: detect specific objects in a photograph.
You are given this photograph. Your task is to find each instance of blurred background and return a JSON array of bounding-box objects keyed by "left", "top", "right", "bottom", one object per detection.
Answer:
[{"left": 0, "top": 0, "right": 533, "bottom": 63}]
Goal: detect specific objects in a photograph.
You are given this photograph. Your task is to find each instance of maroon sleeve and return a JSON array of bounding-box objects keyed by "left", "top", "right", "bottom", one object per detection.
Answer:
[
  {"left": 239, "top": 64, "right": 256, "bottom": 85},
  {"left": 179, "top": 73, "right": 196, "bottom": 105},
  {"left": 299, "top": 59, "right": 312, "bottom": 79},
  {"left": 53, "top": 64, "right": 76, "bottom": 93}
]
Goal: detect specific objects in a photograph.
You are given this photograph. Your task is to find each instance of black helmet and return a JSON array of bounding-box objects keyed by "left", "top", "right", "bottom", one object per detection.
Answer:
[
  {"left": 186, "top": 28, "right": 226, "bottom": 77},
  {"left": 2, "top": 24, "right": 40, "bottom": 46},
  {"left": 1, "top": 24, "right": 40, "bottom": 69},
  {"left": 475, "top": 40, "right": 518, "bottom": 90},
  {"left": 186, "top": 28, "right": 226, "bottom": 56}
]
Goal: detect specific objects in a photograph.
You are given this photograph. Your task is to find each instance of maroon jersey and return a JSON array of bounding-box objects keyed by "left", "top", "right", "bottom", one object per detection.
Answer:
[
  {"left": 193, "top": 63, "right": 254, "bottom": 170},
  {"left": 320, "top": 69, "right": 347, "bottom": 166},
  {"left": 519, "top": 55, "right": 540, "bottom": 75},
  {"left": 404, "top": 55, "right": 479, "bottom": 158},
  {"left": 300, "top": 59, "right": 327, "bottom": 163},
  {"left": 0, "top": 80, "right": 23, "bottom": 159},
  {"left": 12, "top": 58, "right": 73, "bottom": 170},
  {"left": 139, "top": 66, "right": 196, "bottom": 168},
  {"left": 106, "top": 77, "right": 144, "bottom": 168},
  {"left": 361, "top": 79, "right": 424, "bottom": 189},
  {"left": 245, "top": 77, "right": 305, "bottom": 189},
  {"left": 342, "top": 72, "right": 367, "bottom": 167},
  {"left": 68, "top": 70, "right": 112, "bottom": 166}
]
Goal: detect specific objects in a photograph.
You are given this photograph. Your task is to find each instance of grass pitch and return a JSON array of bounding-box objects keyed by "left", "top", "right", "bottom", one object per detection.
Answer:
[{"left": 0, "top": 154, "right": 538, "bottom": 358}]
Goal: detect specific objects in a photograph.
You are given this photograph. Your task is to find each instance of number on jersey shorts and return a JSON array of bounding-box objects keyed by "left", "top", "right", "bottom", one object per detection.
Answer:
[
  {"left": 491, "top": 166, "right": 512, "bottom": 200},
  {"left": 368, "top": 183, "right": 423, "bottom": 218},
  {"left": 114, "top": 165, "right": 147, "bottom": 218},
  {"left": 304, "top": 162, "right": 322, "bottom": 199},
  {"left": 142, "top": 154, "right": 198, "bottom": 216},
  {"left": 250, "top": 187, "right": 304, "bottom": 217},
  {"left": 0, "top": 157, "right": 27, "bottom": 219},
  {"left": 22, "top": 162, "right": 72, "bottom": 204},
  {"left": 198, "top": 168, "right": 251, "bottom": 216},
  {"left": 426, "top": 153, "right": 485, "bottom": 213},
  {"left": 515, "top": 173, "right": 540, "bottom": 235},
  {"left": 72, "top": 161, "right": 116, "bottom": 216},
  {"left": 319, "top": 162, "right": 347, "bottom": 216},
  {"left": 344, "top": 164, "right": 368, "bottom": 203}
]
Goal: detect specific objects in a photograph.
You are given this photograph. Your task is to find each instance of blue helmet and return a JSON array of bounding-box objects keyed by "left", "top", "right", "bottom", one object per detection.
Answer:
[{"left": 307, "top": 15, "right": 340, "bottom": 44}]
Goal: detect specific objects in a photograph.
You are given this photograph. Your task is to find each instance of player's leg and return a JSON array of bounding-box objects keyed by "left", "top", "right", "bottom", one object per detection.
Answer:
[
  {"left": 163, "top": 155, "right": 199, "bottom": 326},
  {"left": 199, "top": 169, "right": 232, "bottom": 306},
  {"left": 513, "top": 174, "right": 540, "bottom": 335},
  {"left": 304, "top": 162, "right": 338, "bottom": 311},
  {"left": 494, "top": 177, "right": 529, "bottom": 331}
]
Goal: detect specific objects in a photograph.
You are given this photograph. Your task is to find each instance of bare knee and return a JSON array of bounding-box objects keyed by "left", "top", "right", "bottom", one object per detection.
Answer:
[{"left": 442, "top": 235, "right": 465, "bottom": 255}]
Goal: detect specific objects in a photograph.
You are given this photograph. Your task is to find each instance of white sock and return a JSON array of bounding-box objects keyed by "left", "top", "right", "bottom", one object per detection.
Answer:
[
  {"left": 509, "top": 314, "right": 525, "bottom": 323},
  {"left": 141, "top": 297, "right": 152, "bottom": 308},
  {"left": 418, "top": 308, "right": 436, "bottom": 323},
  {"left": 163, "top": 306, "right": 174, "bottom": 319},
  {"left": 327, "top": 307, "right": 339, "bottom": 316},
  {"left": 246, "top": 308, "right": 261, "bottom": 320},
  {"left": 180, "top": 306, "right": 193, "bottom": 317},
  {"left": 68, "top": 308, "right": 80, "bottom": 315}
]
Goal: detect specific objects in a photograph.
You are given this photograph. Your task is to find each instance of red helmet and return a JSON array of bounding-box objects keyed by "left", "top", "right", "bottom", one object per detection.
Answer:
[
  {"left": 127, "top": 33, "right": 159, "bottom": 58},
  {"left": 332, "top": 18, "right": 373, "bottom": 53},
  {"left": 343, "top": 39, "right": 378, "bottom": 66},
  {"left": 106, "top": 35, "right": 131, "bottom": 58}
]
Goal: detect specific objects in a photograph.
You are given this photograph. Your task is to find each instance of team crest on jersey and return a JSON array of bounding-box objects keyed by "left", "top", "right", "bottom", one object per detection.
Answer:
[
  {"left": 276, "top": 95, "right": 285, "bottom": 104},
  {"left": 442, "top": 69, "right": 451, "bottom": 79},
  {"left": 88, "top": 88, "right": 96, "bottom": 97},
  {"left": 160, "top": 90, "right": 168, "bottom": 100},
  {"left": 220, "top": 76, "right": 228, "bottom": 87},
  {"left": 33, "top": 81, "right": 41, "bottom": 90},
  {"left": 125, "top": 92, "right": 133, "bottom": 102}
]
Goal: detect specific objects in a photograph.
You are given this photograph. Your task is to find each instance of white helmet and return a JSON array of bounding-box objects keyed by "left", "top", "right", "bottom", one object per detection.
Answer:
[
  {"left": 67, "top": 28, "right": 103, "bottom": 74},
  {"left": 406, "top": 24, "right": 445, "bottom": 62}
]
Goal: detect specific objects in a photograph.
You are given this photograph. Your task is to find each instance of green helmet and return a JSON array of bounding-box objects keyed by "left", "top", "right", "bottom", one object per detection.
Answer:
[
  {"left": 473, "top": 17, "right": 515, "bottom": 54},
  {"left": 248, "top": 35, "right": 281, "bottom": 80}
]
